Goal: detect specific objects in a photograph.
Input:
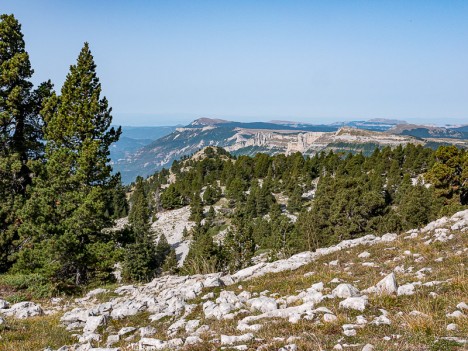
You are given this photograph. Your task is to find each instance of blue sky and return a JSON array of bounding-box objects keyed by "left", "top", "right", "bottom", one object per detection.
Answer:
[{"left": 2, "top": 0, "right": 468, "bottom": 126}]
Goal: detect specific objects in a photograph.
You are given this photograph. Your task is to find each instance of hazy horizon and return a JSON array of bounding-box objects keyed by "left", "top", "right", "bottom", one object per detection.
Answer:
[{"left": 113, "top": 113, "right": 466, "bottom": 128}]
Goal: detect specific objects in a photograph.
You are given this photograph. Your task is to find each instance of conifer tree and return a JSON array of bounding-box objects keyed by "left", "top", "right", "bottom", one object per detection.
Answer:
[
  {"left": 15, "top": 43, "right": 121, "bottom": 286},
  {"left": 162, "top": 248, "right": 178, "bottom": 274},
  {"left": 155, "top": 234, "right": 171, "bottom": 267},
  {"left": 0, "top": 14, "right": 51, "bottom": 272},
  {"left": 224, "top": 217, "right": 255, "bottom": 272}
]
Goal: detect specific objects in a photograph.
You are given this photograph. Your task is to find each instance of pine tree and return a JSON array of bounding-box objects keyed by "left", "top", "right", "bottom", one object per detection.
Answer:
[
  {"left": 287, "top": 185, "right": 303, "bottom": 213},
  {"left": 0, "top": 14, "right": 51, "bottom": 272},
  {"left": 14, "top": 43, "right": 121, "bottom": 287},
  {"left": 224, "top": 217, "right": 255, "bottom": 272},
  {"left": 189, "top": 194, "right": 204, "bottom": 223},
  {"left": 155, "top": 234, "right": 171, "bottom": 267},
  {"left": 128, "top": 177, "right": 150, "bottom": 233},
  {"left": 161, "top": 248, "right": 178, "bottom": 275}
]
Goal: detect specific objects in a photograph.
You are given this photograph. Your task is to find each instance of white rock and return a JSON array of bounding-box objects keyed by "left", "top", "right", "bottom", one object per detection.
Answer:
[
  {"left": 397, "top": 283, "right": 415, "bottom": 296},
  {"left": 381, "top": 233, "right": 398, "bottom": 242},
  {"left": 85, "top": 288, "right": 108, "bottom": 298},
  {"left": 118, "top": 326, "right": 136, "bottom": 336},
  {"left": 446, "top": 310, "right": 464, "bottom": 318},
  {"left": 447, "top": 323, "right": 458, "bottom": 331},
  {"left": 79, "top": 333, "right": 101, "bottom": 343},
  {"left": 185, "top": 319, "right": 200, "bottom": 333},
  {"left": 456, "top": 302, "right": 468, "bottom": 311},
  {"left": 139, "top": 338, "right": 167, "bottom": 350},
  {"left": 204, "top": 275, "right": 224, "bottom": 288},
  {"left": 185, "top": 336, "right": 203, "bottom": 345},
  {"left": 0, "top": 299, "right": 9, "bottom": 309},
  {"left": 358, "top": 251, "right": 371, "bottom": 258},
  {"left": 332, "top": 284, "right": 361, "bottom": 298},
  {"left": 371, "top": 315, "right": 391, "bottom": 325},
  {"left": 375, "top": 273, "right": 398, "bottom": 295},
  {"left": 106, "top": 334, "right": 120, "bottom": 346},
  {"left": 356, "top": 315, "right": 368, "bottom": 325},
  {"left": 323, "top": 313, "right": 338, "bottom": 323},
  {"left": 333, "top": 344, "right": 344, "bottom": 350},
  {"left": 343, "top": 328, "right": 356, "bottom": 336},
  {"left": 339, "top": 297, "right": 368, "bottom": 311},
  {"left": 279, "top": 344, "right": 298, "bottom": 351},
  {"left": 220, "top": 333, "right": 254, "bottom": 345},
  {"left": 247, "top": 297, "right": 278, "bottom": 313},
  {"left": 201, "top": 292, "right": 215, "bottom": 300},
  {"left": 362, "top": 344, "right": 374, "bottom": 351},
  {"left": 1, "top": 301, "right": 43, "bottom": 319},
  {"left": 140, "top": 326, "right": 157, "bottom": 338},
  {"left": 83, "top": 315, "right": 107, "bottom": 334},
  {"left": 311, "top": 282, "right": 324, "bottom": 291}
]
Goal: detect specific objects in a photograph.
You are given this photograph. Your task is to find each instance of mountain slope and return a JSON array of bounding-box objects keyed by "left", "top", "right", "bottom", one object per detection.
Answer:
[{"left": 2, "top": 210, "right": 467, "bottom": 350}]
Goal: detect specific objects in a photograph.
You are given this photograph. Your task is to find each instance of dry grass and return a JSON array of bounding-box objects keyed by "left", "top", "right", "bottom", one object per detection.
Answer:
[
  {"left": 0, "top": 227, "right": 466, "bottom": 351},
  {"left": 0, "top": 315, "right": 74, "bottom": 351}
]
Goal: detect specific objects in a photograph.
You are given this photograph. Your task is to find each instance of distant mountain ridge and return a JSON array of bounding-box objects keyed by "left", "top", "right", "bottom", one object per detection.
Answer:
[{"left": 111, "top": 117, "right": 468, "bottom": 184}]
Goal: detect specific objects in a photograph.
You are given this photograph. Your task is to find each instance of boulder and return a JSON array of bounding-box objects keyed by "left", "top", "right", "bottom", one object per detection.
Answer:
[
  {"left": 375, "top": 273, "right": 398, "bottom": 295},
  {"left": 83, "top": 315, "right": 107, "bottom": 334},
  {"left": 397, "top": 283, "right": 415, "bottom": 296},
  {"left": 371, "top": 315, "right": 391, "bottom": 325},
  {"left": 220, "top": 333, "right": 254, "bottom": 345},
  {"left": 185, "top": 336, "right": 203, "bottom": 345},
  {"left": 339, "top": 297, "right": 368, "bottom": 311},
  {"left": 247, "top": 297, "right": 278, "bottom": 313},
  {"left": 332, "top": 284, "right": 361, "bottom": 298},
  {"left": 1, "top": 301, "right": 43, "bottom": 319}
]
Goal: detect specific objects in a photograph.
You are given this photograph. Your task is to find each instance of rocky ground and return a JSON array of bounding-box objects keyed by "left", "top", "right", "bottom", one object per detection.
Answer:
[{"left": 0, "top": 210, "right": 467, "bottom": 351}]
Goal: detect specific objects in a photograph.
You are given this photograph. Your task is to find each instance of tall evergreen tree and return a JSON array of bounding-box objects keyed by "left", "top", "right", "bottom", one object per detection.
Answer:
[
  {"left": 14, "top": 43, "right": 121, "bottom": 287},
  {"left": 0, "top": 14, "right": 51, "bottom": 272}
]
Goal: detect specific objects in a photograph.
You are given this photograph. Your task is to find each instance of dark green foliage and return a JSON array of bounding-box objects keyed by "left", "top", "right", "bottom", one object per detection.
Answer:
[
  {"left": 224, "top": 216, "right": 255, "bottom": 272},
  {"left": 287, "top": 185, "right": 303, "bottom": 213},
  {"left": 128, "top": 177, "right": 150, "bottom": 233},
  {"left": 162, "top": 248, "right": 178, "bottom": 275},
  {"left": 13, "top": 43, "right": 121, "bottom": 288},
  {"left": 122, "top": 232, "right": 157, "bottom": 283},
  {"left": 155, "top": 234, "right": 171, "bottom": 266},
  {"left": 0, "top": 14, "right": 51, "bottom": 273}
]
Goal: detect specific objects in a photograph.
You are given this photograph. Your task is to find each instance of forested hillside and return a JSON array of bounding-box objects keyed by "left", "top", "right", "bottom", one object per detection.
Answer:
[{"left": 128, "top": 144, "right": 468, "bottom": 278}]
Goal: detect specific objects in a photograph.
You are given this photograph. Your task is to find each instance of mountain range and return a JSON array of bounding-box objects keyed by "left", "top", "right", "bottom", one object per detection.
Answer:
[{"left": 111, "top": 118, "right": 468, "bottom": 184}]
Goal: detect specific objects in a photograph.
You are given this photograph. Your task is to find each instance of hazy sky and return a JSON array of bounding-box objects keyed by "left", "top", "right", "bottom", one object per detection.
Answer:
[{"left": 3, "top": 1, "right": 468, "bottom": 126}]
